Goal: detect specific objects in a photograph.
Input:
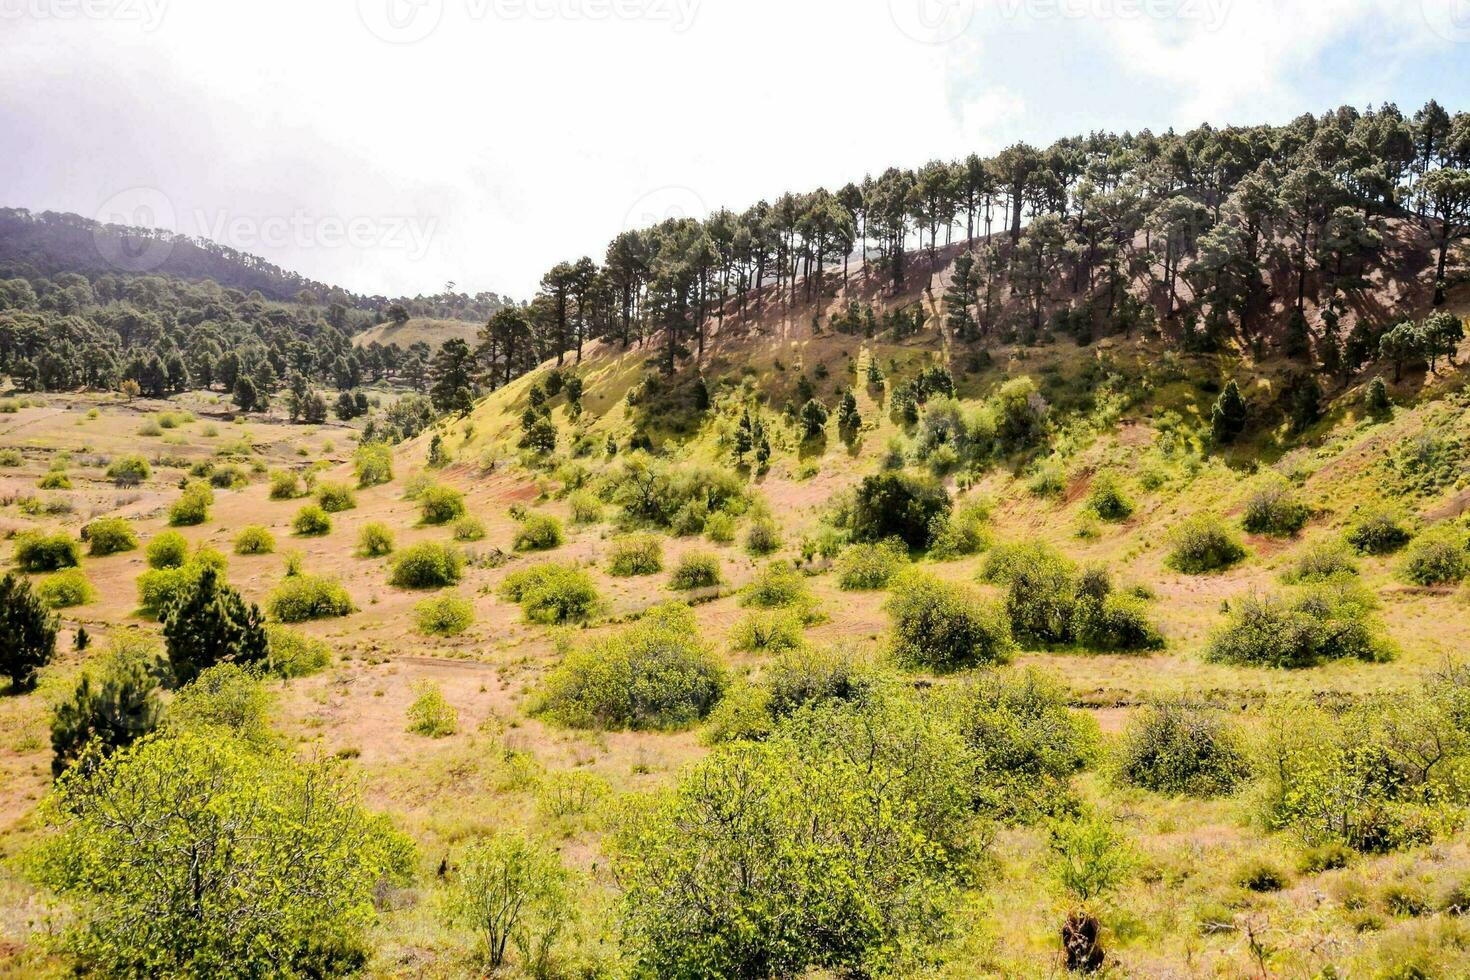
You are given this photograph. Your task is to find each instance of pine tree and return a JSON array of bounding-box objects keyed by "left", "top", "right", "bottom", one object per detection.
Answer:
[
  {"left": 799, "top": 399, "right": 829, "bottom": 439},
  {"left": 161, "top": 567, "right": 268, "bottom": 686},
  {"left": 50, "top": 645, "right": 162, "bottom": 775},
  {"left": 1364, "top": 376, "right": 1391, "bottom": 415},
  {"left": 1, "top": 572, "right": 57, "bottom": 693},
  {"left": 836, "top": 390, "right": 861, "bottom": 436},
  {"left": 1210, "top": 380, "right": 1248, "bottom": 445}
]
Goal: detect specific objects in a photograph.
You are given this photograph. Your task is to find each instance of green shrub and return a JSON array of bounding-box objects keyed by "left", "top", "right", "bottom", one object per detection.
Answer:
[
  {"left": 1074, "top": 591, "right": 1165, "bottom": 652},
  {"left": 84, "top": 517, "right": 138, "bottom": 557},
  {"left": 1284, "top": 540, "right": 1359, "bottom": 583},
  {"left": 1026, "top": 460, "right": 1067, "bottom": 498},
  {"left": 419, "top": 484, "right": 466, "bottom": 524},
  {"left": 292, "top": 504, "right": 332, "bottom": 537},
  {"left": 145, "top": 531, "right": 189, "bottom": 569},
  {"left": 353, "top": 443, "right": 393, "bottom": 488},
  {"left": 1235, "top": 859, "right": 1289, "bottom": 893},
  {"left": 1087, "top": 472, "right": 1134, "bottom": 522},
  {"left": 14, "top": 532, "right": 80, "bottom": 572},
  {"left": 701, "top": 684, "right": 774, "bottom": 744},
  {"left": 1207, "top": 582, "right": 1394, "bottom": 668},
  {"left": 669, "top": 551, "right": 721, "bottom": 590},
  {"left": 884, "top": 570, "right": 1014, "bottom": 671},
  {"left": 569, "top": 491, "right": 602, "bottom": 524},
  {"left": 268, "top": 469, "right": 305, "bottom": 500},
  {"left": 607, "top": 534, "right": 663, "bottom": 576},
  {"left": 415, "top": 594, "right": 475, "bottom": 636},
  {"left": 1346, "top": 508, "right": 1414, "bottom": 555},
  {"left": 536, "top": 603, "right": 725, "bottom": 730},
  {"left": 357, "top": 522, "right": 395, "bottom": 557},
  {"left": 39, "top": 470, "right": 72, "bottom": 490},
  {"left": 167, "top": 481, "right": 214, "bottom": 526},
  {"left": 208, "top": 464, "right": 247, "bottom": 489},
  {"left": 233, "top": 526, "right": 276, "bottom": 555},
  {"left": 743, "top": 517, "right": 782, "bottom": 556},
  {"left": 406, "top": 682, "right": 458, "bottom": 737},
  {"left": 499, "top": 562, "right": 599, "bottom": 624},
  {"left": 1165, "top": 513, "right": 1248, "bottom": 574},
  {"left": 849, "top": 472, "right": 951, "bottom": 549},
  {"left": 37, "top": 569, "right": 96, "bottom": 608},
  {"left": 267, "top": 574, "right": 355, "bottom": 622},
  {"left": 513, "top": 512, "right": 564, "bottom": 551},
  {"left": 0, "top": 448, "right": 21, "bottom": 466},
  {"left": 1242, "top": 478, "right": 1310, "bottom": 536},
  {"left": 316, "top": 482, "right": 357, "bottom": 513},
  {"left": 1114, "top": 699, "right": 1250, "bottom": 797},
  {"left": 389, "top": 541, "right": 464, "bottom": 589},
  {"left": 765, "top": 645, "right": 884, "bottom": 719},
  {"left": 926, "top": 500, "right": 991, "bottom": 560},
  {"left": 1400, "top": 528, "right": 1468, "bottom": 585},
  {"left": 105, "top": 455, "right": 151, "bottom": 486},
  {"left": 834, "top": 539, "right": 907, "bottom": 590},
  {"left": 740, "top": 561, "right": 816, "bottom": 616},
  {"left": 703, "top": 511, "right": 736, "bottom": 543},
  {"left": 729, "top": 609, "right": 806, "bottom": 653},
  {"left": 135, "top": 550, "right": 227, "bottom": 616},
  {"left": 264, "top": 625, "right": 331, "bottom": 677},
  {"left": 451, "top": 516, "right": 485, "bottom": 542}
]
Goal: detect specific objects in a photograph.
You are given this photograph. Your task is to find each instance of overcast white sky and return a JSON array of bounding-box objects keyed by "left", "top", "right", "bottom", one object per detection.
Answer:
[{"left": 2, "top": 0, "right": 1468, "bottom": 299}]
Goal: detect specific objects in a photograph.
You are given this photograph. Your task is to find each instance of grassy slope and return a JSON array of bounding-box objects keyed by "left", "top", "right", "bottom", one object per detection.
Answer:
[{"left": 352, "top": 317, "right": 482, "bottom": 350}]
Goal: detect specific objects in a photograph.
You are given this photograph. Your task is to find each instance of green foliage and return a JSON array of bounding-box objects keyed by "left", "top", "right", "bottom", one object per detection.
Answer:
[
  {"left": 744, "top": 516, "right": 782, "bottom": 556},
  {"left": 406, "top": 682, "right": 458, "bottom": 737},
  {"left": 765, "top": 645, "right": 886, "bottom": 720},
  {"left": 1114, "top": 699, "right": 1250, "bottom": 797},
  {"left": 513, "top": 512, "right": 564, "bottom": 551},
  {"left": 1400, "top": 527, "right": 1468, "bottom": 585},
  {"left": 292, "top": 503, "right": 332, "bottom": 536},
  {"left": 1049, "top": 811, "right": 1134, "bottom": 905},
  {"left": 607, "top": 455, "right": 747, "bottom": 531},
  {"left": 265, "top": 625, "right": 331, "bottom": 678},
  {"left": 703, "top": 510, "right": 737, "bottom": 543},
  {"left": 13, "top": 531, "right": 80, "bottom": 571},
  {"left": 268, "top": 469, "right": 306, "bottom": 500},
  {"left": 1165, "top": 513, "right": 1248, "bottom": 574},
  {"left": 84, "top": 517, "right": 138, "bottom": 557},
  {"left": 441, "top": 832, "right": 573, "bottom": 971},
  {"left": 37, "top": 568, "right": 96, "bottom": 608},
  {"left": 701, "top": 683, "right": 774, "bottom": 744},
  {"left": 233, "top": 525, "right": 276, "bottom": 555},
  {"left": 1241, "top": 477, "right": 1310, "bottom": 536},
  {"left": 606, "top": 534, "right": 663, "bottom": 576},
  {"left": 389, "top": 541, "right": 465, "bottom": 589},
  {"left": 451, "top": 516, "right": 485, "bottom": 541},
  {"left": 1086, "top": 472, "right": 1134, "bottom": 522},
  {"left": 1210, "top": 379, "right": 1248, "bottom": 445},
  {"left": 50, "top": 636, "right": 163, "bottom": 776},
  {"left": 740, "top": 560, "right": 817, "bottom": 616},
  {"left": 145, "top": 530, "right": 189, "bottom": 569},
  {"left": 136, "top": 551, "right": 226, "bottom": 616},
  {"left": 1345, "top": 508, "right": 1414, "bottom": 554},
  {"left": 884, "top": 570, "right": 1014, "bottom": 671},
  {"left": 849, "top": 472, "right": 952, "bottom": 550},
  {"left": 32, "top": 731, "right": 411, "bottom": 977},
  {"left": 835, "top": 539, "right": 908, "bottom": 590},
  {"left": 267, "top": 573, "right": 356, "bottom": 623},
  {"left": 166, "top": 663, "right": 273, "bottom": 744},
  {"left": 415, "top": 594, "right": 475, "bottom": 636},
  {"left": 985, "top": 545, "right": 1162, "bottom": 652},
  {"left": 105, "top": 454, "right": 151, "bottom": 486},
  {"left": 1283, "top": 539, "right": 1359, "bottom": 583},
  {"left": 927, "top": 499, "right": 992, "bottom": 560},
  {"left": 38, "top": 469, "right": 71, "bottom": 489},
  {"left": 162, "top": 566, "right": 269, "bottom": 685},
  {"left": 729, "top": 609, "right": 807, "bottom": 653},
  {"left": 568, "top": 491, "right": 602, "bottom": 524},
  {"left": 1, "top": 572, "right": 57, "bottom": 692},
  {"left": 669, "top": 551, "right": 721, "bottom": 590},
  {"left": 1207, "top": 581, "right": 1394, "bottom": 668},
  {"left": 316, "top": 481, "right": 357, "bottom": 513},
  {"left": 353, "top": 442, "right": 393, "bottom": 488},
  {"left": 1234, "top": 859, "right": 1288, "bottom": 893},
  {"left": 536, "top": 603, "right": 725, "bottom": 730},
  {"left": 419, "top": 484, "right": 467, "bottom": 524},
  {"left": 167, "top": 480, "right": 214, "bottom": 526},
  {"left": 357, "top": 522, "right": 395, "bottom": 557},
  {"left": 499, "top": 562, "right": 599, "bottom": 624}
]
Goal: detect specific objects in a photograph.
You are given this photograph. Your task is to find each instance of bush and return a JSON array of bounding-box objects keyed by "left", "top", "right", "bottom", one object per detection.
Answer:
[
  {"left": 765, "top": 645, "right": 884, "bottom": 719},
  {"left": 729, "top": 609, "right": 807, "bottom": 653},
  {"left": 1235, "top": 859, "right": 1289, "bottom": 893},
  {"left": 105, "top": 454, "right": 151, "bottom": 486},
  {"left": 1400, "top": 528, "right": 1468, "bottom": 585},
  {"left": 1087, "top": 472, "right": 1134, "bottom": 522},
  {"left": 1207, "top": 582, "right": 1394, "bottom": 668},
  {"left": 499, "top": 562, "right": 599, "bottom": 624},
  {"left": 1284, "top": 539, "right": 1358, "bottom": 583},
  {"left": 267, "top": 574, "right": 355, "bottom": 622},
  {"left": 316, "top": 482, "right": 357, "bottom": 513},
  {"left": 740, "top": 561, "right": 816, "bottom": 615},
  {"left": 233, "top": 526, "right": 276, "bottom": 556},
  {"left": 39, "top": 470, "right": 72, "bottom": 490},
  {"left": 419, "top": 484, "right": 466, "bottom": 524},
  {"left": 292, "top": 504, "right": 332, "bottom": 537},
  {"left": 927, "top": 500, "right": 991, "bottom": 560},
  {"left": 536, "top": 603, "right": 726, "bottom": 729},
  {"left": 849, "top": 472, "right": 951, "bottom": 549},
  {"left": 84, "top": 517, "right": 138, "bottom": 557},
  {"left": 451, "top": 516, "right": 485, "bottom": 542},
  {"left": 1346, "top": 508, "right": 1414, "bottom": 555},
  {"left": 415, "top": 594, "right": 475, "bottom": 636},
  {"left": 440, "top": 832, "right": 572, "bottom": 972},
  {"left": 356, "top": 522, "right": 394, "bottom": 558},
  {"left": 569, "top": 491, "right": 602, "bottom": 524},
  {"left": 1165, "top": 513, "right": 1248, "bottom": 574},
  {"left": 1242, "top": 478, "right": 1310, "bottom": 536},
  {"left": 834, "top": 539, "right": 907, "bottom": 590},
  {"left": 702, "top": 684, "right": 775, "bottom": 744},
  {"left": 744, "top": 516, "right": 782, "bottom": 555},
  {"left": 1075, "top": 591, "right": 1165, "bottom": 652},
  {"left": 885, "top": 570, "right": 1014, "bottom": 671},
  {"left": 146, "top": 531, "right": 189, "bottom": 570},
  {"left": 268, "top": 469, "right": 305, "bottom": 500},
  {"left": 167, "top": 481, "right": 214, "bottom": 527},
  {"left": 265, "top": 625, "right": 331, "bottom": 677},
  {"left": 1, "top": 573, "right": 57, "bottom": 692},
  {"left": 513, "top": 512, "right": 564, "bottom": 551},
  {"left": 607, "top": 534, "right": 663, "bottom": 576},
  {"left": 353, "top": 442, "right": 393, "bottom": 488},
  {"left": 1114, "top": 699, "right": 1250, "bottom": 797},
  {"left": 36, "top": 569, "right": 96, "bottom": 608},
  {"left": 50, "top": 637, "right": 162, "bottom": 775},
  {"left": 14, "top": 531, "right": 80, "bottom": 572},
  {"left": 389, "top": 541, "right": 464, "bottom": 589},
  {"left": 703, "top": 511, "right": 736, "bottom": 544},
  {"left": 670, "top": 551, "right": 722, "bottom": 590}
]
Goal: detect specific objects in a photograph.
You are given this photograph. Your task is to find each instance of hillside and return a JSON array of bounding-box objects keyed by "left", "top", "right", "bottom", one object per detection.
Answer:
[{"left": 352, "top": 316, "right": 484, "bottom": 351}]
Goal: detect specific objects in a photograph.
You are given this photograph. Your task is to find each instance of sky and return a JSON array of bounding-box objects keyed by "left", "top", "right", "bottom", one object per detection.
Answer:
[{"left": 2, "top": 0, "right": 1469, "bottom": 301}]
